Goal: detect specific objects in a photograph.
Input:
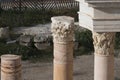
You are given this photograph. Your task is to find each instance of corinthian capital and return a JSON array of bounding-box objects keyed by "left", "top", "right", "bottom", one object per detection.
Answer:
[
  {"left": 92, "top": 32, "right": 115, "bottom": 56},
  {"left": 51, "top": 16, "right": 75, "bottom": 43}
]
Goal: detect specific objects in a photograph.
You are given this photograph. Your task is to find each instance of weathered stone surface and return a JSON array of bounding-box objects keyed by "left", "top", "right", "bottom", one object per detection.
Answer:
[
  {"left": 34, "top": 34, "right": 48, "bottom": 43},
  {"left": 1, "top": 54, "right": 22, "bottom": 80},
  {"left": 94, "top": 55, "right": 114, "bottom": 80},
  {"left": 34, "top": 35, "right": 50, "bottom": 50},
  {"left": 12, "top": 24, "right": 51, "bottom": 36},
  {"left": 18, "top": 34, "right": 52, "bottom": 49},
  {"left": 51, "top": 16, "right": 75, "bottom": 80},
  {"left": 92, "top": 32, "right": 115, "bottom": 56},
  {"left": 51, "top": 16, "right": 75, "bottom": 43},
  {"left": 78, "top": 1, "right": 117, "bottom": 80},
  {"left": 0, "top": 27, "right": 9, "bottom": 39},
  {"left": 77, "top": 0, "right": 120, "bottom": 32},
  {"left": 85, "top": 0, "right": 120, "bottom": 7},
  {"left": 92, "top": 32, "right": 115, "bottom": 80},
  {"left": 19, "top": 35, "right": 32, "bottom": 43},
  {"left": 19, "top": 35, "right": 33, "bottom": 47}
]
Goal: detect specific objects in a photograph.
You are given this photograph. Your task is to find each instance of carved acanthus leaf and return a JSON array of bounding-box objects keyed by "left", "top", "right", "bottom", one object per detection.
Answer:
[
  {"left": 93, "top": 32, "right": 115, "bottom": 56},
  {"left": 51, "top": 16, "right": 75, "bottom": 42}
]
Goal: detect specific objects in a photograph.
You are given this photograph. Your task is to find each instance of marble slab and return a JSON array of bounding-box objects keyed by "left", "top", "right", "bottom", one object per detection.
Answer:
[{"left": 77, "top": 0, "right": 120, "bottom": 32}]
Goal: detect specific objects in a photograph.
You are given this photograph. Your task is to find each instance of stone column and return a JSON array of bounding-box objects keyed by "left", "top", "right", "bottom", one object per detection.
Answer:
[
  {"left": 1, "top": 54, "right": 22, "bottom": 80},
  {"left": 92, "top": 32, "right": 115, "bottom": 80},
  {"left": 51, "top": 16, "right": 75, "bottom": 80}
]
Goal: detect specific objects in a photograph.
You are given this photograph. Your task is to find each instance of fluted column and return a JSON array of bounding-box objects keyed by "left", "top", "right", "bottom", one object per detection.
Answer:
[
  {"left": 1, "top": 54, "right": 22, "bottom": 80},
  {"left": 93, "top": 32, "right": 115, "bottom": 80},
  {"left": 51, "top": 16, "right": 75, "bottom": 80}
]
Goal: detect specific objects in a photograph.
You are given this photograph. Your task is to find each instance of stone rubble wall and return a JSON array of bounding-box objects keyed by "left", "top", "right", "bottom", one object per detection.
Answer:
[
  {"left": 2, "top": 22, "right": 85, "bottom": 50},
  {"left": 0, "top": 27, "right": 9, "bottom": 39}
]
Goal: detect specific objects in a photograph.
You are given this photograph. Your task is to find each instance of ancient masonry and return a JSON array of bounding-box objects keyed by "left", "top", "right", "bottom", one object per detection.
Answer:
[
  {"left": 77, "top": 0, "right": 120, "bottom": 80},
  {"left": 1, "top": 0, "right": 120, "bottom": 80},
  {"left": 1, "top": 54, "right": 22, "bottom": 80},
  {"left": 93, "top": 32, "right": 115, "bottom": 80},
  {"left": 51, "top": 16, "right": 75, "bottom": 80}
]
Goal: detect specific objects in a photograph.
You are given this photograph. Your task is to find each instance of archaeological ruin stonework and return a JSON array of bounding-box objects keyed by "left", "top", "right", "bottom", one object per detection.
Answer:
[
  {"left": 1, "top": 54, "right": 21, "bottom": 80},
  {"left": 1, "top": 0, "right": 120, "bottom": 80},
  {"left": 77, "top": 0, "right": 120, "bottom": 80},
  {"left": 51, "top": 16, "right": 75, "bottom": 80},
  {"left": 92, "top": 32, "right": 115, "bottom": 56},
  {"left": 93, "top": 32, "right": 115, "bottom": 80}
]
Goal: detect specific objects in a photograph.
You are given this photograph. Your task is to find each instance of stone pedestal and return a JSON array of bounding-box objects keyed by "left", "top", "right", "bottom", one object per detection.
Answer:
[
  {"left": 1, "top": 54, "right": 22, "bottom": 80},
  {"left": 93, "top": 32, "right": 115, "bottom": 80},
  {"left": 51, "top": 16, "right": 75, "bottom": 80}
]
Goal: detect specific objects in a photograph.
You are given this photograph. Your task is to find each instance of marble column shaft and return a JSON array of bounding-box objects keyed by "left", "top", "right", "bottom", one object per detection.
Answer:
[
  {"left": 51, "top": 16, "right": 75, "bottom": 80},
  {"left": 1, "top": 54, "right": 22, "bottom": 80},
  {"left": 93, "top": 32, "right": 115, "bottom": 80}
]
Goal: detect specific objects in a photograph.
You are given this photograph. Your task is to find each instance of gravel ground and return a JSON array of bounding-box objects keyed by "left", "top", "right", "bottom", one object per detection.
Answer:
[{"left": 22, "top": 55, "right": 120, "bottom": 80}]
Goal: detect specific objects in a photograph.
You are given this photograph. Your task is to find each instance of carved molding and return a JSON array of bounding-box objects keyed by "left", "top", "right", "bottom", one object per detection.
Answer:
[
  {"left": 51, "top": 16, "right": 75, "bottom": 43},
  {"left": 92, "top": 32, "right": 115, "bottom": 56}
]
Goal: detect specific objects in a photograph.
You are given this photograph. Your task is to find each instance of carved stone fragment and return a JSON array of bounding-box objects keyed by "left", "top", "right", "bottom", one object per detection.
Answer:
[
  {"left": 1, "top": 54, "right": 22, "bottom": 80},
  {"left": 51, "top": 16, "right": 75, "bottom": 43},
  {"left": 92, "top": 32, "right": 115, "bottom": 56}
]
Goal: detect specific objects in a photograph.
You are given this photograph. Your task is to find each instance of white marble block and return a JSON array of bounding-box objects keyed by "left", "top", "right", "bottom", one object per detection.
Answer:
[{"left": 77, "top": 0, "right": 120, "bottom": 32}]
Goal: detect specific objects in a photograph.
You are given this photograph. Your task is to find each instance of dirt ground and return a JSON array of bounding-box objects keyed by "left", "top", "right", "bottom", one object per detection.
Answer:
[{"left": 21, "top": 55, "right": 120, "bottom": 80}]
